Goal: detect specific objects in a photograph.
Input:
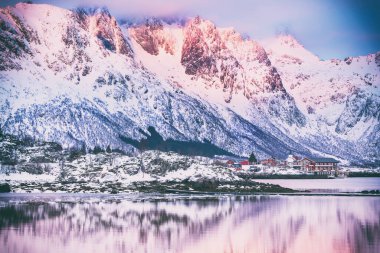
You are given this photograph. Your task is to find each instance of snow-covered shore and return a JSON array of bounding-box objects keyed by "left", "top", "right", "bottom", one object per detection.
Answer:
[{"left": 0, "top": 151, "right": 296, "bottom": 193}]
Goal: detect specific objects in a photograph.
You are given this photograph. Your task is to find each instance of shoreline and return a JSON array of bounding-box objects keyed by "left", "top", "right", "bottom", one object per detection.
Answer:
[
  {"left": 0, "top": 180, "right": 297, "bottom": 194},
  {"left": 2, "top": 175, "right": 379, "bottom": 195},
  {"left": 236, "top": 173, "right": 380, "bottom": 179},
  {"left": 0, "top": 191, "right": 379, "bottom": 198}
]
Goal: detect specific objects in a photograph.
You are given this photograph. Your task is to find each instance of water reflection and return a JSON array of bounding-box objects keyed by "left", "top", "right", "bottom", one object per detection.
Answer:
[{"left": 0, "top": 195, "right": 379, "bottom": 253}]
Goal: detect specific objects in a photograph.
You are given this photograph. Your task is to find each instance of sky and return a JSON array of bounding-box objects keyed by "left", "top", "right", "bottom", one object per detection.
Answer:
[{"left": 1, "top": 0, "right": 380, "bottom": 59}]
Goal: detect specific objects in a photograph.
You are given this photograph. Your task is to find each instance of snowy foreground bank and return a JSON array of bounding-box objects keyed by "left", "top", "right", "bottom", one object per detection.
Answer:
[
  {"left": 1, "top": 133, "right": 378, "bottom": 194},
  {"left": 0, "top": 151, "right": 295, "bottom": 193}
]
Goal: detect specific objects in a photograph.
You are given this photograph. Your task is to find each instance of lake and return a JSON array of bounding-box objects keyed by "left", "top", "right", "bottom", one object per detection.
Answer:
[
  {"left": 0, "top": 193, "right": 379, "bottom": 253},
  {"left": 253, "top": 177, "right": 380, "bottom": 192}
]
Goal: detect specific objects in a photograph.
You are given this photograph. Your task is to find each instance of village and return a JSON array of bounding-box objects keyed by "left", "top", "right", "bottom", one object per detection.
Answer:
[{"left": 223, "top": 154, "right": 345, "bottom": 178}]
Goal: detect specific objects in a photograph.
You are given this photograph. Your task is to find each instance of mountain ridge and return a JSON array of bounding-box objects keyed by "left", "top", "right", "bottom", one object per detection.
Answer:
[{"left": 0, "top": 3, "right": 379, "bottom": 165}]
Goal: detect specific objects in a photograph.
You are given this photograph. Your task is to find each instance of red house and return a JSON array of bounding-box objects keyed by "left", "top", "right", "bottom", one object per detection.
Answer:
[
  {"left": 226, "top": 160, "right": 235, "bottom": 166},
  {"left": 301, "top": 157, "right": 339, "bottom": 173},
  {"left": 260, "top": 158, "right": 277, "bottom": 166},
  {"left": 239, "top": 160, "right": 250, "bottom": 166}
]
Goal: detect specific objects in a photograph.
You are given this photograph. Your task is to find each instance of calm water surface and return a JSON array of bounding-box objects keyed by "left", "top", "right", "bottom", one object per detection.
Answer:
[
  {"left": 254, "top": 177, "right": 380, "bottom": 192},
  {"left": 0, "top": 193, "right": 379, "bottom": 253}
]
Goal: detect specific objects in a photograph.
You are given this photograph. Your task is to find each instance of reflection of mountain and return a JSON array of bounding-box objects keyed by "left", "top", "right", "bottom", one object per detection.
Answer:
[
  {"left": 0, "top": 197, "right": 258, "bottom": 253},
  {"left": 0, "top": 196, "right": 379, "bottom": 253},
  {"left": 0, "top": 202, "right": 70, "bottom": 228},
  {"left": 346, "top": 200, "right": 380, "bottom": 253}
]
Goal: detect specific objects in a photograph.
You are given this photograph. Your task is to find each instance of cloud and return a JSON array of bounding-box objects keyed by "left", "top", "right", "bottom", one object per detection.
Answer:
[{"left": 52, "top": 0, "right": 204, "bottom": 17}]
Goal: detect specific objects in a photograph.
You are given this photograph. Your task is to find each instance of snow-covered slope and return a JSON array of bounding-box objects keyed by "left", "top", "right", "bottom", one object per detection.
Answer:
[
  {"left": 0, "top": 3, "right": 379, "bottom": 164},
  {"left": 263, "top": 35, "right": 380, "bottom": 163},
  {"left": 127, "top": 17, "right": 305, "bottom": 128}
]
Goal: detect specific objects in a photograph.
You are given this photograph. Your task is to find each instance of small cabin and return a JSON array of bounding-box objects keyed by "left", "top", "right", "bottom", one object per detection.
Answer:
[
  {"left": 239, "top": 160, "right": 250, "bottom": 166},
  {"left": 286, "top": 154, "right": 302, "bottom": 169},
  {"left": 260, "top": 158, "right": 277, "bottom": 166},
  {"left": 226, "top": 160, "right": 235, "bottom": 167}
]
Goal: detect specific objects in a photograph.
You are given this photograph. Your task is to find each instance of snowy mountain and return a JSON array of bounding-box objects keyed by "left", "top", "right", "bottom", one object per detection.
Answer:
[
  {"left": 262, "top": 35, "right": 380, "bottom": 163},
  {"left": 0, "top": 3, "right": 379, "bottom": 164}
]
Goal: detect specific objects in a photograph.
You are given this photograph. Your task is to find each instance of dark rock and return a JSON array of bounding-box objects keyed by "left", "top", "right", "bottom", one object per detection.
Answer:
[
  {"left": 181, "top": 19, "right": 218, "bottom": 76},
  {"left": 0, "top": 183, "right": 11, "bottom": 193}
]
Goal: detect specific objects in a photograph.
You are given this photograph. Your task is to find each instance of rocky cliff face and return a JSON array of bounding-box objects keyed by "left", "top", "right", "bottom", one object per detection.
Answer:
[
  {"left": 129, "top": 16, "right": 305, "bottom": 129},
  {"left": 129, "top": 18, "right": 173, "bottom": 56},
  {"left": 179, "top": 17, "right": 286, "bottom": 96},
  {"left": 0, "top": 6, "right": 39, "bottom": 70},
  {"left": 181, "top": 17, "right": 219, "bottom": 76},
  {"left": 0, "top": 3, "right": 379, "bottom": 164},
  {"left": 86, "top": 8, "right": 133, "bottom": 57},
  {"left": 262, "top": 34, "right": 380, "bottom": 163}
]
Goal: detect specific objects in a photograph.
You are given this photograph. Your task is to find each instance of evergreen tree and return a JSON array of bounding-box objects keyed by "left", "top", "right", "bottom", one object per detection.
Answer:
[
  {"left": 92, "top": 146, "right": 103, "bottom": 154},
  {"left": 248, "top": 152, "right": 257, "bottom": 164},
  {"left": 80, "top": 143, "right": 87, "bottom": 154}
]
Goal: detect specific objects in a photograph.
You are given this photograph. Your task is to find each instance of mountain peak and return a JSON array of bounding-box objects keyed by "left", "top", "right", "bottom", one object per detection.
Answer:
[
  {"left": 275, "top": 34, "right": 303, "bottom": 49},
  {"left": 12, "top": 2, "right": 67, "bottom": 14},
  {"left": 187, "top": 15, "right": 216, "bottom": 30},
  {"left": 143, "top": 17, "right": 163, "bottom": 29},
  {"left": 74, "top": 6, "right": 111, "bottom": 18},
  {"left": 262, "top": 34, "right": 320, "bottom": 62}
]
